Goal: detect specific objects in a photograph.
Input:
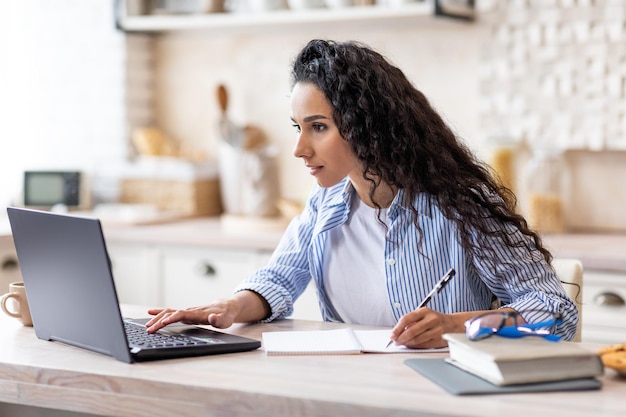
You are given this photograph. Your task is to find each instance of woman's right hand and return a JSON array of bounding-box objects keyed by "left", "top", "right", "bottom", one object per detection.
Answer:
[
  {"left": 144, "top": 290, "right": 271, "bottom": 334},
  {"left": 145, "top": 297, "right": 241, "bottom": 333}
]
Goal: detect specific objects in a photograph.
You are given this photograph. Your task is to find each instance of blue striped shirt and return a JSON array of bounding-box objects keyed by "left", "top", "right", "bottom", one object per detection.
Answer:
[{"left": 235, "top": 177, "right": 578, "bottom": 340}]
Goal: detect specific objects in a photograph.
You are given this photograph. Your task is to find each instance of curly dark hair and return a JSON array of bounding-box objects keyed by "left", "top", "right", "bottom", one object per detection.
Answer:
[{"left": 291, "top": 39, "right": 552, "bottom": 269}]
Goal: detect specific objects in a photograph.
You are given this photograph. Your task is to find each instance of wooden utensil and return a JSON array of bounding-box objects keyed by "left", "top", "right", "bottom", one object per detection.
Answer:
[
  {"left": 217, "top": 84, "right": 228, "bottom": 115},
  {"left": 216, "top": 84, "right": 240, "bottom": 146}
]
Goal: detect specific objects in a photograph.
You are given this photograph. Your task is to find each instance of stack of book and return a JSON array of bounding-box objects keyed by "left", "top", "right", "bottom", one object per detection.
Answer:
[{"left": 442, "top": 333, "right": 604, "bottom": 386}]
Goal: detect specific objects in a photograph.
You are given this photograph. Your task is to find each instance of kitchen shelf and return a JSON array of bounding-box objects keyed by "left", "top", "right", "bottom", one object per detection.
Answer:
[{"left": 116, "top": 3, "right": 436, "bottom": 33}]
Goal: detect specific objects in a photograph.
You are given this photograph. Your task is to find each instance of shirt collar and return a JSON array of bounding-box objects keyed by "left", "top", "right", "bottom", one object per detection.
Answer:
[
  {"left": 323, "top": 177, "right": 434, "bottom": 219},
  {"left": 391, "top": 188, "right": 434, "bottom": 219}
]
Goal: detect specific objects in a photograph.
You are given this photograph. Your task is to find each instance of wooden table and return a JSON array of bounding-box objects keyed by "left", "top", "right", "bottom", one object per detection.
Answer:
[{"left": 0, "top": 305, "right": 624, "bottom": 417}]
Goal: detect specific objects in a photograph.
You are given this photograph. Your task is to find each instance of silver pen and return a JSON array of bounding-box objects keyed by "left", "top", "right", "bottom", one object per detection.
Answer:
[{"left": 385, "top": 268, "right": 456, "bottom": 349}]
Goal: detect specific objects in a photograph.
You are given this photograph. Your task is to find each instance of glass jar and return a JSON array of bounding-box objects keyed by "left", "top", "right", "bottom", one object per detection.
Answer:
[
  {"left": 523, "top": 147, "right": 567, "bottom": 233},
  {"left": 486, "top": 135, "right": 518, "bottom": 194}
]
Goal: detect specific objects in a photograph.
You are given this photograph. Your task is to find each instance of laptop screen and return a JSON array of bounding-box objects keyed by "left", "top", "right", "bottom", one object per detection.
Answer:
[{"left": 8, "top": 207, "right": 133, "bottom": 362}]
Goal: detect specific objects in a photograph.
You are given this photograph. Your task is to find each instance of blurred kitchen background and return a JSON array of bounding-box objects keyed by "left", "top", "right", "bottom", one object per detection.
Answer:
[
  {"left": 2, "top": 0, "right": 626, "bottom": 343},
  {"left": 1, "top": 0, "right": 626, "bottom": 231}
]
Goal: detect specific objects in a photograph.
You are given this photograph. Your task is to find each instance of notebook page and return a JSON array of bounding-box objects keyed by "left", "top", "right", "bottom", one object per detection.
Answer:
[
  {"left": 262, "top": 328, "right": 449, "bottom": 355},
  {"left": 262, "top": 328, "right": 362, "bottom": 355},
  {"left": 354, "top": 329, "right": 449, "bottom": 353}
]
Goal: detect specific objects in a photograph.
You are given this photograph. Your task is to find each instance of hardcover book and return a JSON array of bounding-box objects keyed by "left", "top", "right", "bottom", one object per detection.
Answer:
[{"left": 443, "top": 333, "right": 604, "bottom": 386}]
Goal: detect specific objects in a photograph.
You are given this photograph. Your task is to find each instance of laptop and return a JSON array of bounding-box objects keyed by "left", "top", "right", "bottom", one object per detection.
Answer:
[{"left": 7, "top": 206, "right": 261, "bottom": 363}]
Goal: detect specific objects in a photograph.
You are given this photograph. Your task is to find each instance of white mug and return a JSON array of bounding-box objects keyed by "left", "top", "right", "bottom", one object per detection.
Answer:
[{"left": 1, "top": 281, "right": 33, "bottom": 326}]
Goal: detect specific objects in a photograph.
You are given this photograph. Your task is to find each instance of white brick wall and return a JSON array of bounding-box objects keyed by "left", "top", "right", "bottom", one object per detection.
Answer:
[
  {"left": 479, "top": 0, "right": 626, "bottom": 151},
  {"left": 479, "top": 0, "right": 626, "bottom": 231}
]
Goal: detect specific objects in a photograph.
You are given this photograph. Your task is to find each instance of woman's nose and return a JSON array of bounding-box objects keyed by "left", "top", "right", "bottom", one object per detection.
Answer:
[{"left": 293, "top": 133, "right": 310, "bottom": 159}]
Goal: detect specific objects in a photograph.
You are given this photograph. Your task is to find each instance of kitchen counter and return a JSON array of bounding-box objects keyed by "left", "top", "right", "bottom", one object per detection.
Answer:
[
  {"left": 101, "top": 216, "right": 286, "bottom": 251},
  {"left": 0, "top": 210, "right": 626, "bottom": 272},
  {"left": 0, "top": 211, "right": 285, "bottom": 251},
  {"left": 2, "top": 210, "right": 626, "bottom": 272},
  {"left": 103, "top": 220, "right": 626, "bottom": 273}
]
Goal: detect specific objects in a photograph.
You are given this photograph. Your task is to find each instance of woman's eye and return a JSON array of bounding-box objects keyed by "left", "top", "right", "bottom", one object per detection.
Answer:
[{"left": 292, "top": 122, "right": 327, "bottom": 134}]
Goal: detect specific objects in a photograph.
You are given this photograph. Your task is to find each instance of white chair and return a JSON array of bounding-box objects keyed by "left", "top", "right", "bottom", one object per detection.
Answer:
[{"left": 552, "top": 258, "right": 583, "bottom": 342}]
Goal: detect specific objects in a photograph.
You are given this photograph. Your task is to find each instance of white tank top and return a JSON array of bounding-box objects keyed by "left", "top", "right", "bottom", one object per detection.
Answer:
[{"left": 323, "top": 195, "right": 396, "bottom": 326}]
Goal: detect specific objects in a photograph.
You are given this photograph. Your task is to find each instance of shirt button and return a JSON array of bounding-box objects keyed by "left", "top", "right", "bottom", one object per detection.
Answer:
[
  {"left": 386, "top": 258, "right": 396, "bottom": 266},
  {"left": 393, "top": 302, "right": 402, "bottom": 308}
]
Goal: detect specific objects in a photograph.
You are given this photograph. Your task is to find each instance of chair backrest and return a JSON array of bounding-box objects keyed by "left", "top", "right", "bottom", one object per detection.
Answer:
[{"left": 552, "top": 258, "right": 583, "bottom": 342}]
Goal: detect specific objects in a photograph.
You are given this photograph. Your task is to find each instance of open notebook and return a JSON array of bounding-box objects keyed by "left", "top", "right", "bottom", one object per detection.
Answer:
[{"left": 262, "top": 328, "right": 448, "bottom": 355}]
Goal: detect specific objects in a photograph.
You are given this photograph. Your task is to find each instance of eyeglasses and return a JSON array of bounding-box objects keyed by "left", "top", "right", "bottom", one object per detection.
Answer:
[{"left": 464, "top": 310, "right": 563, "bottom": 342}]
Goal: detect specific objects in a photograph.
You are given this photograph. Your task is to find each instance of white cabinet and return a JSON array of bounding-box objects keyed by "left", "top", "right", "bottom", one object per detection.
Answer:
[
  {"left": 582, "top": 270, "right": 626, "bottom": 344},
  {"left": 0, "top": 236, "right": 21, "bottom": 294},
  {"left": 106, "top": 240, "right": 323, "bottom": 320},
  {"left": 107, "top": 243, "right": 160, "bottom": 306},
  {"left": 160, "top": 246, "right": 270, "bottom": 309},
  {"left": 106, "top": 241, "right": 274, "bottom": 308},
  {"left": 159, "top": 245, "right": 322, "bottom": 320}
]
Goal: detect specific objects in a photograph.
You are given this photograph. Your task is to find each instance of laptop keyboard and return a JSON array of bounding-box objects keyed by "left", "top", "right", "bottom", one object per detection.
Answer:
[{"left": 124, "top": 322, "right": 211, "bottom": 349}]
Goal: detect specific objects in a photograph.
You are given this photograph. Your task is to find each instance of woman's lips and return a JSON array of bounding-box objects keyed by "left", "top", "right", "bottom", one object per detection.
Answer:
[{"left": 307, "top": 165, "right": 322, "bottom": 176}]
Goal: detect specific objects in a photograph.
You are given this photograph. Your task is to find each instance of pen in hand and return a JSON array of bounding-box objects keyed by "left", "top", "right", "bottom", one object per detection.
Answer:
[{"left": 385, "top": 268, "right": 456, "bottom": 349}]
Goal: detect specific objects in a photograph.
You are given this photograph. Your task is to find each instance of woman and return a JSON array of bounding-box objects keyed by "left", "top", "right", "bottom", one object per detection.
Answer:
[{"left": 146, "top": 39, "right": 578, "bottom": 347}]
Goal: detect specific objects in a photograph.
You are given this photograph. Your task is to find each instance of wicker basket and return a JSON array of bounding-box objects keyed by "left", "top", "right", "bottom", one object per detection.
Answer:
[{"left": 119, "top": 178, "right": 222, "bottom": 216}]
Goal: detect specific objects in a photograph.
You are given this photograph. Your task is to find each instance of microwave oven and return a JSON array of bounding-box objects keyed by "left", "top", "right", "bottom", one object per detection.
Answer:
[{"left": 23, "top": 171, "right": 90, "bottom": 209}]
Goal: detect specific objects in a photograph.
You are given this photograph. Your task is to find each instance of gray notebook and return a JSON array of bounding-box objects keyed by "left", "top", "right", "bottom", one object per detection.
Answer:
[
  {"left": 7, "top": 207, "right": 261, "bottom": 363},
  {"left": 404, "top": 358, "right": 602, "bottom": 395}
]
